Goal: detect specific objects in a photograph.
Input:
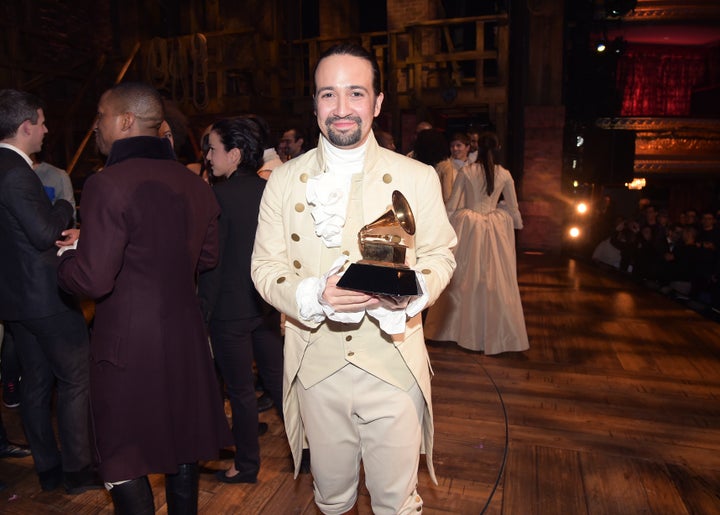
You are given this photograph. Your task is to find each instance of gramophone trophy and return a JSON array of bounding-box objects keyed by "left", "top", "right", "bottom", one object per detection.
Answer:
[{"left": 336, "top": 190, "right": 421, "bottom": 296}]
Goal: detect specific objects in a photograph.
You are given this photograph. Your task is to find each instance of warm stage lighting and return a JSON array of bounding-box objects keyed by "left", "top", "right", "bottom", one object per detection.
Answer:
[
  {"left": 625, "top": 178, "right": 646, "bottom": 190},
  {"left": 595, "top": 40, "right": 607, "bottom": 53},
  {"left": 576, "top": 202, "right": 588, "bottom": 215},
  {"left": 605, "top": 0, "right": 637, "bottom": 18},
  {"left": 568, "top": 227, "right": 581, "bottom": 239}
]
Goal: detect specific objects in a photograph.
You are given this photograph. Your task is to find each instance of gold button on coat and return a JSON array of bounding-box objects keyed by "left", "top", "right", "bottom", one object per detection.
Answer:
[
  {"left": 291, "top": 233, "right": 300, "bottom": 242},
  {"left": 382, "top": 173, "right": 392, "bottom": 183},
  {"left": 295, "top": 203, "right": 305, "bottom": 212}
]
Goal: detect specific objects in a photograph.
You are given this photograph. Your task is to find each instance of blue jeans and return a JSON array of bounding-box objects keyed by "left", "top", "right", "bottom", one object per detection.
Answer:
[{"left": 8, "top": 309, "right": 92, "bottom": 473}]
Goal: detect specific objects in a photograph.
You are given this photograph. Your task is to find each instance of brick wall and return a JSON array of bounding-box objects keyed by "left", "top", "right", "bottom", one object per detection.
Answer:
[{"left": 518, "top": 106, "right": 565, "bottom": 253}]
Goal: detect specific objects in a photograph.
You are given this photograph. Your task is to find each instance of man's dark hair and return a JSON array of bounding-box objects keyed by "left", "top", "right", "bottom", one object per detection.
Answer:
[
  {"left": 106, "top": 82, "right": 164, "bottom": 130},
  {"left": 413, "top": 129, "right": 450, "bottom": 166},
  {"left": 0, "top": 89, "right": 45, "bottom": 140},
  {"left": 313, "top": 43, "right": 382, "bottom": 98},
  {"left": 285, "top": 126, "right": 306, "bottom": 151},
  {"left": 211, "top": 117, "right": 264, "bottom": 174}
]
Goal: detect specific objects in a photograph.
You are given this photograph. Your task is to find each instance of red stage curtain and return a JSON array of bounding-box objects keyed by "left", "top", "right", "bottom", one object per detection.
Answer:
[{"left": 616, "top": 45, "right": 708, "bottom": 116}]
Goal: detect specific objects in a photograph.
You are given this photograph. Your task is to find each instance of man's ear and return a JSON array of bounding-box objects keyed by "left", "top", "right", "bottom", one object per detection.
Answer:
[
  {"left": 120, "top": 112, "right": 135, "bottom": 132},
  {"left": 19, "top": 119, "right": 33, "bottom": 136}
]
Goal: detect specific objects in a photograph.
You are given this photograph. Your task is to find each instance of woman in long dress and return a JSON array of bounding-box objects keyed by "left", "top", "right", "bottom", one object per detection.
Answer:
[{"left": 424, "top": 132, "right": 529, "bottom": 355}]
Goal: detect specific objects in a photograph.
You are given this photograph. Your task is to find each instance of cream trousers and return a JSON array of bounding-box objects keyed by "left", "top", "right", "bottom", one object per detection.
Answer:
[{"left": 297, "top": 364, "right": 425, "bottom": 515}]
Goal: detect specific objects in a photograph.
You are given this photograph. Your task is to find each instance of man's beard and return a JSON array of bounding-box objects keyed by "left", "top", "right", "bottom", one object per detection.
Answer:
[{"left": 325, "top": 116, "right": 362, "bottom": 147}]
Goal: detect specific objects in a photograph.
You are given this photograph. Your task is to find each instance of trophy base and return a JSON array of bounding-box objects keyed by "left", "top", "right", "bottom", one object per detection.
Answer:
[{"left": 337, "top": 262, "right": 420, "bottom": 296}]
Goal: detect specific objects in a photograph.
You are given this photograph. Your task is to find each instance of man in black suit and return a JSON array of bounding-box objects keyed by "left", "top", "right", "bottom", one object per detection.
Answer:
[{"left": 0, "top": 89, "right": 98, "bottom": 493}]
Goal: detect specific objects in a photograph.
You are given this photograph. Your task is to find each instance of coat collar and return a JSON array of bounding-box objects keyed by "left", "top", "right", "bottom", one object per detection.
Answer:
[
  {"left": 105, "top": 136, "right": 175, "bottom": 167},
  {"left": 313, "top": 130, "right": 383, "bottom": 180}
]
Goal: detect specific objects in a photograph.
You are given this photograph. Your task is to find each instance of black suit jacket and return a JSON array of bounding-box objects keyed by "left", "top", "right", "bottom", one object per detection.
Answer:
[
  {"left": 0, "top": 147, "right": 75, "bottom": 320},
  {"left": 198, "top": 169, "right": 272, "bottom": 321}
]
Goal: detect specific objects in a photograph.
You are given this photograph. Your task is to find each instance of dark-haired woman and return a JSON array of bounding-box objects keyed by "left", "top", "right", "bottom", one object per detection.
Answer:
[
  {"left": 198, "top": 117, "right": 284, "bottom": 483},
  {"left": 424, "top": 132, "right": 529, "bottom": 355}
]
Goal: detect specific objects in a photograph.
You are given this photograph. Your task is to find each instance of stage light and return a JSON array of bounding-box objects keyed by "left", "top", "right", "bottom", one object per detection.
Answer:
[
  {"left": 605, "top": 0, "right": 637, "bottom": 18},
  {"left": 568, "top": 226, "right": 581, "bottom": 239},
  {"left": 576, "top": 202, "right": 589, "bottom": 215},
  {"left": 610, "top": 37, "right": 627, "bottom": 56},
  {"left": 625, "top": 178, "right": 646, "bottom": 190},
  {"left": 595, "top": 40, "right": 607, "bottom": 53}
]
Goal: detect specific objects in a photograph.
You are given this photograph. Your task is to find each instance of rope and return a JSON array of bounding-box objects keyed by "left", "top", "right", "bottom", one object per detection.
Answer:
[
  {"left": 145, "top": 37, "right": 169, "bottom": 90},
  {"left": 191, "top": 33, "right": 209, "bottom": 111},
  {"left": 170, "top": 37, "right": 189, "bottom": 105}
]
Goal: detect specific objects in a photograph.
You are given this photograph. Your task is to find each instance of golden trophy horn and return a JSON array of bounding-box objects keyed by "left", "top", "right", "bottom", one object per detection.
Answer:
[
  {"left": 358, "top": 190, "right": 416, "bottom": 266},
  {"left": 337, "top": 190, "right": 420, "bottom": 296}
]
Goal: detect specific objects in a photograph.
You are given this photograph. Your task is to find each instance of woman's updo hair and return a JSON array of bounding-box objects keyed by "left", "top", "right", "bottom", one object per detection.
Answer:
[{"left": 210, "top": 117, "right": 264, "bottom": 174}]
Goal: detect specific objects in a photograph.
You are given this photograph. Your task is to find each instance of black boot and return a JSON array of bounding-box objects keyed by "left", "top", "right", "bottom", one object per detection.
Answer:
[
  {"left": 109, "top": 476, "right": 155, "bottom": 515},
  {"left": 165, "top": 463, "right": 199, "bottom": 515}
]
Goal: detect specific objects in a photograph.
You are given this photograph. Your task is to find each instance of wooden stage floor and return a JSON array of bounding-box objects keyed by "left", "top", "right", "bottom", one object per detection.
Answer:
[{"left": 0, "top": 252, "right": 718, "bottom": 514}]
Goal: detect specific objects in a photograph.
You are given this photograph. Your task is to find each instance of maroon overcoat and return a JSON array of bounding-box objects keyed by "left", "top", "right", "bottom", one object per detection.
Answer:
[{"left": 58, "top": 136, "right": 232, "bottom": 482}]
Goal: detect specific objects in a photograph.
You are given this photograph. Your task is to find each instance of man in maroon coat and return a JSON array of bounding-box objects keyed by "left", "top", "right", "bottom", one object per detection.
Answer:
[{"left": 57, "top": 82, "right": 231, "bottom": 515}]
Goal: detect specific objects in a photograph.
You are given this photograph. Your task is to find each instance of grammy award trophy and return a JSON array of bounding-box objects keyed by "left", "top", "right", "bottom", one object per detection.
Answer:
[{"left": 336, "top": 190, "right": 420, "bottom": 296}]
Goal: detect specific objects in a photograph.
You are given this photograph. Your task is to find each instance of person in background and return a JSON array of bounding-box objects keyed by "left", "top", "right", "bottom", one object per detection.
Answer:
[
  {"left": 449, "top": 131, "right": 471, "bottom": 172},
  {"left": 425, "top": 131, "right": 529, "bottom": 356},
  {"left": 198, "top": 117, "right": 283, "bottom": 484},
  {"left": 413, "top": 128, "right": 455, "bottom": 202},
  {"left": 0, "top": 89, "right": 97, "bottom": 494},
  {"left": 405, "top": 120, "right": 432, "bottom": 158},
  {"left": 251, "top": 43, "right": 456, "bottom": 515},
  {"left": 374, "top": 129, "right": 397, "bottom": 151},
  {"left": 31, "top": 151, "right": 76, "bottom": 222},
  {"left": 278, "top": 126, "right": 306, "bottom": 162},
  {"left": 466, "top": 127, "right": 480, "bottom": 164},
  {"left": 0, "top": 322, "right": 32, "bottom": 494},
  {"left": 246, "top": 114, "right": 283, "bottom": 180},
  {"left": 56, "top": 82, "right": 231, "bottom": 514}
]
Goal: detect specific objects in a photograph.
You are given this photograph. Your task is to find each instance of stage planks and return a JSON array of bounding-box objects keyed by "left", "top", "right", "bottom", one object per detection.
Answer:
[{"left": 0, "top": 253, "right": 718, "bottom": 514}]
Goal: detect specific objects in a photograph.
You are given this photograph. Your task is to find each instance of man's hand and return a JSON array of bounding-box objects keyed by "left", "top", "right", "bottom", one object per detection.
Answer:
[
  {"left": 323, "top": 274, "right": 378, "bottom": 313},
  {"left": 56, "top": 228, "right": 79, "bottom": 256},
  {"left": 371, "top": 294, "right": 410, "bottom": 311},
  {"left": 56, "top": 228, "right": 79, "bottom": 248}
]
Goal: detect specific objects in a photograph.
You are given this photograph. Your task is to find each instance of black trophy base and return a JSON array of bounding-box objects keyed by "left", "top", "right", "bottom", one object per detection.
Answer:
[{"left": 336, "top": 262, "right": 420, "bottom": 297}]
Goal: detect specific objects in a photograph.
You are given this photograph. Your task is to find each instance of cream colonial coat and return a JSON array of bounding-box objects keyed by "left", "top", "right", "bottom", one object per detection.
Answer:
[{"left": 251, "top": 134, "right": 456, "bottom": 482}]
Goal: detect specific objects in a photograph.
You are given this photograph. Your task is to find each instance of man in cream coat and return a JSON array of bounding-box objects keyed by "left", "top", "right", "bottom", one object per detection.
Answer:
[{"left": 251, "top": 44, "right": 456, "bottom": 515}]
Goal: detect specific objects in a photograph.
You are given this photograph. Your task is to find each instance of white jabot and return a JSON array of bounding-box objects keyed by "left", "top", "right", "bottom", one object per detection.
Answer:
[
  {"left": 305, "top": 136, "right": 368, "bottom": 248},
  {"left": 297, "top": 135, "right": 425, "bottom": 335}
]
